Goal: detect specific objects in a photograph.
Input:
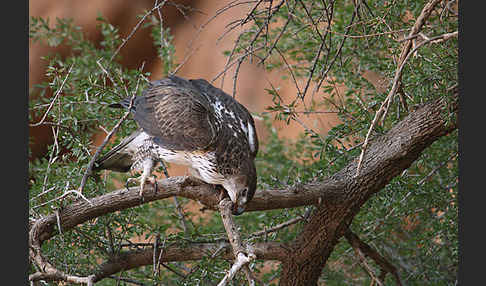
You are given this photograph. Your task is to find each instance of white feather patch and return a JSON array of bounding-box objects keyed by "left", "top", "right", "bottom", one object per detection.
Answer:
[
  {"left": 247, "top": 122, "right": 256, "bottom": 153},
  {"left": 127, "top": 131, "right": 151, "bottom": 154}
]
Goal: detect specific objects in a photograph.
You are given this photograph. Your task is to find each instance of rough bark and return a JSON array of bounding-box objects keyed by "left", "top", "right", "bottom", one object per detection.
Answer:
[
  {"left": 278, "top": 96, "right": 457, "bottom": 285},
  {"left": 92, "top": 241, "right": 286, "bottom": 282},
  {"left": 29, "top": 94, "right": 457, "bottom": 284}
]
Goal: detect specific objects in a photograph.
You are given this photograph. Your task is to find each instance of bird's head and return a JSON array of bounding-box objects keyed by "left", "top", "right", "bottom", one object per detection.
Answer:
[{"left": 222, "top": 163, "right": 257, "bottom": 216}]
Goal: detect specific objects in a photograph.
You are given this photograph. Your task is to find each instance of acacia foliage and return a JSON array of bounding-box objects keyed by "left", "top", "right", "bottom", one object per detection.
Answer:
[{"left": 29, "top": 1, "right": 458, "bottom": 285}]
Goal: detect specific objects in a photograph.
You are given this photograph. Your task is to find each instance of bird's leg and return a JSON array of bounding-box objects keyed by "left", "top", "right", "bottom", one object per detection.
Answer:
[
  {"left": 124, "top": 159, "right": 156, "bottom": 198},
  {"left": 149, "top": 161, "right": 169, "bottom": 194},
  {"left": 138, "top": 160, "right": 155, "bottom": 197},
  {"left": 159, "top": 160, "right": 170, "bottom": 178},
  {"left": 125, "top": 179, "right": 132, "bottom": 192},
  {"left": 151, "top": 174, "right": 158, "bottom": 193}
]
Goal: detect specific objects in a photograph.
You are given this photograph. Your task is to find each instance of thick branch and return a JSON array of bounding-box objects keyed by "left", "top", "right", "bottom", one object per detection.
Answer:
[
  {"left": 279, "top": 94, "right": 457, "bottom": 285},
  {"left": 91, "top": 241, "right": 286, "bottom": 283},
  {"left": 29, "top": 174, "right": 342, "bottom": 247},
  {"left": 29, "top": 94, "right": 456, "bottom": 285}
]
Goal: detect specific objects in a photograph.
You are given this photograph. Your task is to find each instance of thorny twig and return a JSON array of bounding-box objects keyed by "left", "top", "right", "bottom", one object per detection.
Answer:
[
  {"left": 153, "top": 0, "right": 201, "bottom": 76},
  {"left": 159, "top": 162, "right": 191, "bottom": 235},
  {"left": 310, "top": 0, "right": 356, "bottom": 101},
  {"left": 35, "top": 126, "right": 60, "bottom": 200},
  {"left": 217, "top": 253, "right": 254, "bottom": 286},
  {"left": 109, "top": 0, "right": 169, "bottom": 63},
  {"left": 32, "top": 187, "right": 93, "bottom": 210},
  {"left": 249, "top": 211, "right": 309, "bottom": 239},
  {"left": 212, "top": 45, "right": 265, "bottom": 83},
  {"left": 345, "top": 230, "right": 403, "bottom": 286},
  {"left": 154, "top": 234, "right": 167, "bottom": 277},
  {"left": 30, "top": 63, "right": 75, "bottom": 127},
  {"left": 216, "top": 0, "right": 286, "bottom": 92},
  {"left": 108, "top": 275, "right": 146, "bottom": 286},
  {"left": 355, "top": 30, "right": 457, "bottom": 176},
  {"left": 96, "top": 59, "right": 119, "bottom": 89},
  {"left": 78, "top": 62, "right": 146, "bottom": 194},
  {"left": 355, "top": 0, "right": 448, "bottom": 176}
]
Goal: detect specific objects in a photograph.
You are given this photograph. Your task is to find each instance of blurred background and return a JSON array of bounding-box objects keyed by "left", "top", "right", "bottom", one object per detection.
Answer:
[
  {"left": 29, "top": 0, "right": 341, "bottom": 167},
  {"left": 28, "top": 2, "right": 459, "bottom": 284}
]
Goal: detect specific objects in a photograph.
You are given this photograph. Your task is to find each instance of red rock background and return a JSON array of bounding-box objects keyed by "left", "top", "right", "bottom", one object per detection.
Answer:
[
  {"left": 29, "top": 0, "right": 341, "bottom": 165},
  {"left": 27, "top": 3, "right": 399, "bottom": 283}
]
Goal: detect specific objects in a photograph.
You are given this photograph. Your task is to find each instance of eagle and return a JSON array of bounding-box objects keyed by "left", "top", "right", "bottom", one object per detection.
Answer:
[{"left": 93, "top": 75, "right": 259, "bottom": 215}]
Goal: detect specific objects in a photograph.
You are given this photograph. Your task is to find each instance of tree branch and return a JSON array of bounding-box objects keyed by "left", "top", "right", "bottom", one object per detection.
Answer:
[
  {"left": 91, "top": 241, "right": 285, "bottom": 283},
  {"left": 279, "top": 92, "right": 457, "bottom": 285},
  {"left": 218, "top": 198, "right": 256, "bottom": 285},
  {"left": 344, "top": 230, "right": 402, "bottom": 286},
  {"left": 29, "top": 92, "right": 456, "bottom": 285}
]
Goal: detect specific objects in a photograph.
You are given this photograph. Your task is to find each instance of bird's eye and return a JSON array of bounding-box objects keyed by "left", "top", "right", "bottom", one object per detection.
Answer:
[{"left": 242, "top": 188, "right": 248, "bottom": 197}]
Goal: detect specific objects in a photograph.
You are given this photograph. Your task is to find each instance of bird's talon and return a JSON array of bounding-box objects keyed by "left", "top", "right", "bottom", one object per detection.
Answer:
[
  {"left": 154, "top": 179, "right": 158, "bottom": 192},
  {"left": 125, "top": 178, "right": 136, "bottom": 192},
  {"left": 152, "top": 175, "right": 158, "bottom": 192}
]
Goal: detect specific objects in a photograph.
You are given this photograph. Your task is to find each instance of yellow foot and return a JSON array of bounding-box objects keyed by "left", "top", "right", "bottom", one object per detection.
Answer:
[{"left": 125, "top": 175, "right": 158, "bottom": 197}]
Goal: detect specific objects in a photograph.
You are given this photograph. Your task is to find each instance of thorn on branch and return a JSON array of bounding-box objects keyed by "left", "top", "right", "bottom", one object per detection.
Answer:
[{"left": 78, "top": 77, "right": 138, "bottom": 194}]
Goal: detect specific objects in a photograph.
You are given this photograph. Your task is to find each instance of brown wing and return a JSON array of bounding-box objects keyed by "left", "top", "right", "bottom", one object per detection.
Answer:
[
  {"left": 189, "top": 78, "right": 259, "bottom": 158},
  {"left": 131, "top": 77, "right": 219, "bottom": 151}
]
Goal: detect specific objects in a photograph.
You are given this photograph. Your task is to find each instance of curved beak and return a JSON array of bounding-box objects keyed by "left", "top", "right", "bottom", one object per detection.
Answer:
[{"left": 232, "top": 203, "right": 246, "bottom": 216}]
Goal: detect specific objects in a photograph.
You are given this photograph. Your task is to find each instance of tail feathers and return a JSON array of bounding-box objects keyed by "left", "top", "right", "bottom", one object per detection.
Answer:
[{"left": 93, "top": 130, "right": 143, "bottom": 172}]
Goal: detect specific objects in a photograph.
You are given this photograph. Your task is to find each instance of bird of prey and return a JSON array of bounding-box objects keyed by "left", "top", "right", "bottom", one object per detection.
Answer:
[{"left": 93, "top": 75, "right": 258, "bottom": 215}]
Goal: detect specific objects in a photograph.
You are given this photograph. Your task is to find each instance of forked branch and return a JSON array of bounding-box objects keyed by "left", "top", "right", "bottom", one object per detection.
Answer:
[{"left": 29, "top": 92, "right": 456, "bottom": 285}]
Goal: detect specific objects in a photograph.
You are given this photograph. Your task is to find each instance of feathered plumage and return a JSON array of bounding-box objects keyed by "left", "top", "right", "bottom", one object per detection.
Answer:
[{"left": 94, "top": 75, "right": 258, "bottom": 215}]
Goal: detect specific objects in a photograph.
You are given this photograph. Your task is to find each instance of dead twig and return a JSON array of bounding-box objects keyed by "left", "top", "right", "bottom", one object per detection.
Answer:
[
  {"left": 355, "top": 30, "right": 457, "bottom": 176},
  {"left": 355, "top": 0, "right": 450, "bottom": 176},
  {"left": 310, "top": 1, "right": 354, "bottom": 101},
  {"left": 249, "top": 213, "right": 306, "bottom": 239},
  {"left": 30, "top": 63, "right": 75, "bottom": 127},
  {"left": 345, "top": 230, "right": 402, "bottom": 286},
  {"left": 32, "top": 188, "right": 93, "bottom": 210},
  {"left": 383, "top": 0, "right": 443, "bottom": 119},
  {"left": 217, "top": 253, "right": 254, "bottom": 286},
  {"left": 77, "top": 92, "right": 135, "bottom": 193},
  {"left": 218, "top": 198, "right": 256, "bottom": 286},
  {"left": 109, "top": 0, "right": 169, "bottom": 63},
  {"left": 216, "top": 0, "right": 285, "bottom": 87}
]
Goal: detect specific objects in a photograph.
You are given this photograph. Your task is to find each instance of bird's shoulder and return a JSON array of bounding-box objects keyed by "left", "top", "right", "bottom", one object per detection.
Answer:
[
  {"left": 189, "top": 78, "right": 259, "bottom": 157},
  {"left": 131, "top": 76, "right": 218, "bottom": 151}
]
